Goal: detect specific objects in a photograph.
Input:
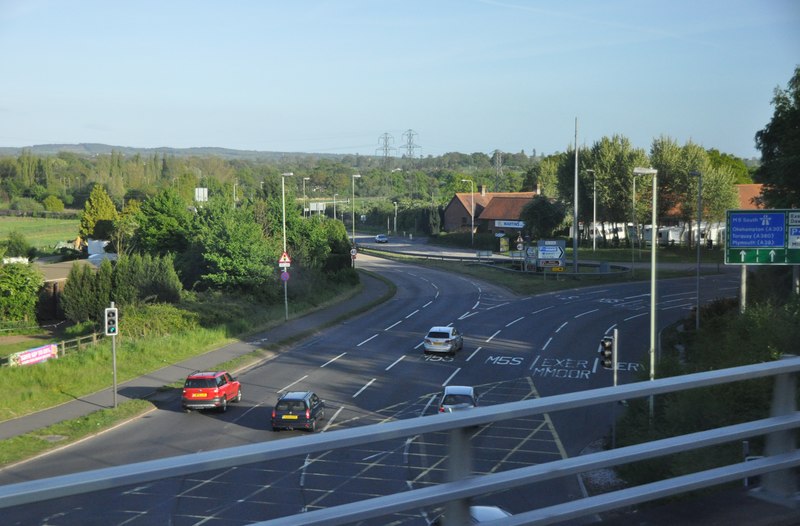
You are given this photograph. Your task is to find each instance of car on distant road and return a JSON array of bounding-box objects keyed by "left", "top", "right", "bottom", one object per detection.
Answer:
[
  {"left": 271, "top": 391, "right": 326, "bottom": 432},
  {"left": 432, "top": 505, "right": 512, "bottom": 524},
  {"left": 439, "top": 385, "right": 478, "bottom": 412},
  {"left": 181, "top": 370, "right": 242, "bottom": 413},
  {"left": 423, "top": 326, "right": 463, "bottom": 355},
  {"left": 375, "top": 234, "right": 389, "bottom": 243}
]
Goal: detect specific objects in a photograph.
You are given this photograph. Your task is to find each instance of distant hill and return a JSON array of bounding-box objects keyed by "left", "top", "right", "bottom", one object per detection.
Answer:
[{"left": 0, "top": 143, "right": 349, "bottom": 161}]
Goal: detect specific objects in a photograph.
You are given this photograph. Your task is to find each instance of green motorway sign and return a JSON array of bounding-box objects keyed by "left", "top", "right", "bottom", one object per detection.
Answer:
[{"left": 725, "top": 209, "right": 800, "bottom": 265}]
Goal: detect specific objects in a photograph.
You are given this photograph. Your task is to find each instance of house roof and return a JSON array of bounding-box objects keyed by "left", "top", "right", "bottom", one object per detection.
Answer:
[
  {"left": 454, "top": 192, "right": 535, "bottom": 218},
  {"left": 477, "top": 195, "right": 535, "bottom": 221},
  {"left": 736, "top": 184, "right": 763, "bottom": 210}
]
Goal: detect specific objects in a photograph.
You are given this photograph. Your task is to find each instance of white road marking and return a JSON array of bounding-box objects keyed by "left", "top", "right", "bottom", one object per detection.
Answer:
[
  {"left": 353, "top": 378, "right": 376, "bottom": 398},
  {"left": 357, "top": 334, "right": 378, "bottom": 346},
  {"left": 278, "top": 375, "right": 308, "bottom": 393},
  {"left": 442, "top": 368, "right": 462, "bottom": 386},
  {"left": 321, "top": 353, "right": 346, "bottom": 367},
  {"left": 386, "top": 356, "right": 405, "bottom": 370}
]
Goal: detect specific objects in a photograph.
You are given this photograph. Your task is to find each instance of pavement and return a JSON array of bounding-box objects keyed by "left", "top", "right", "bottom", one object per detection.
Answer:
[{"left": 2, "top": 246, "right": 798, "bottom": 525}]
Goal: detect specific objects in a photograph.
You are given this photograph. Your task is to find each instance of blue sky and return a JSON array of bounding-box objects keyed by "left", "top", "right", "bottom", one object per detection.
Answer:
[{"left": 1, "top": 0, "right": 797, "bottom": 159}]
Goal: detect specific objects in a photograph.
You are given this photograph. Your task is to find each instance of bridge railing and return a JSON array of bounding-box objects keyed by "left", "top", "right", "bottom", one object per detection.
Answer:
[{"left": 1, "top": 356, "right": 798, "bottom": 525}]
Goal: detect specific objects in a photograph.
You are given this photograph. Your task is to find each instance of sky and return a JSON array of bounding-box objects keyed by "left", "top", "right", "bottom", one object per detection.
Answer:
[{"left": 1, "top": 0, "right": 798, "bottom": 160}]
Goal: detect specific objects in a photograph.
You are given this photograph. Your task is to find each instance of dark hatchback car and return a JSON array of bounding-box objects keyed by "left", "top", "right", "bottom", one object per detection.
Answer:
[{"left": 271, "top": 391, "right": 326, "bottom": 432}]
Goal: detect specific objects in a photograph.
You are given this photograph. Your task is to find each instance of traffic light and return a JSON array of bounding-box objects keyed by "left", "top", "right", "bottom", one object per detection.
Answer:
[
  {"left": 599, "top": 336, "right": 613, "bottom": 369},
  {"left": 104, "top": 307, "right": 118, "bottom": 336}
]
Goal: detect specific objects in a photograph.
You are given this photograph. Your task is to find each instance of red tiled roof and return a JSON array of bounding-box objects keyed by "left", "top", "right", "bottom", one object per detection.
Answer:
[
  {"left": 477, "top": 195, "right": 535, "bottom": 220},
  {"left": 736, "top": 184, "right": 763, "bottom": 210}
]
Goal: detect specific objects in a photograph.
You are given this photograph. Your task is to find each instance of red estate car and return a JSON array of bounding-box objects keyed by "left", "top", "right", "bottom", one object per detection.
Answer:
[{"left": 181, "top": 371, "right": 242, "bottom": 413}]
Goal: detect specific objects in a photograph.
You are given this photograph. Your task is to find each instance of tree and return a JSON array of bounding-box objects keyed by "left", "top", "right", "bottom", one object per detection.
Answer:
[
  {"left": 0, "top": 263, "right": 43, "bottom": 323},
  {"left": 61, "top": 263, "right": 96, "bottom": 323},
  {"left": 755, "top": 66, "right": 800, "bottom": 208},
  {"left": 520, "top": 196, "right": 567, "bottom": 240},
  {"left": 179, "top": 198, "right": 275, "bottom": 292},
  {"left": 80, "top": 185, "right": 119, "bottom": 239},
  {"left": 132, "top": 189, "right": 192, "bottom": 256}
]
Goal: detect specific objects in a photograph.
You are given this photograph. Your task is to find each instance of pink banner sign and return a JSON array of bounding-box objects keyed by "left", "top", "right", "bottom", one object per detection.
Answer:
[{"left": 10, "top": 344, "right": 59, "bottom": 367}]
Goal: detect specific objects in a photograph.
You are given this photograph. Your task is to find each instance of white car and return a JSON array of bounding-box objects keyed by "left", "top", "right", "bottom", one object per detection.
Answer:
[
  {"left": 439, "top": 385, "right": 478, "bottom": 413},
  {"left": 374, "top": 234, "right": 389, "bottom": 243},
  {"left": 423, "top": 326, "right": 463, "bottom": 355}
]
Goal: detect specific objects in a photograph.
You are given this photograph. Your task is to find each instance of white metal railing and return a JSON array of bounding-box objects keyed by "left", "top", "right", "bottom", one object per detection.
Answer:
[{"left": 1, "top": 356, "right": 798, "bottom": 525}]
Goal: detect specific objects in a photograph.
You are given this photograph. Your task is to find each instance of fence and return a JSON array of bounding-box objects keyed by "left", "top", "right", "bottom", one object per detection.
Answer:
[{"left": 1, "top": 356, "right": 798, "bottom": 525}]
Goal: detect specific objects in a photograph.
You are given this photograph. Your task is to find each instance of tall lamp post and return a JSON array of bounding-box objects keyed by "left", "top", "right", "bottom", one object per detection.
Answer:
[
  {"left": 351, "top": 174, "right": 361, "bottom": 243},
  {"left": 333, "top": 194, "right": 337, "bottom": 220},
  {"left": 585, "top": 170, "right": 596, "bottom": 251},
  {"left": 691, "top": 170, "right": 702, "bottom": 331},
  {"left": 302, "top": 177, "right": 310, "bottom": 218},
  {"left": 633, "top": 167, "right": 658, "bottom": 413},
  {"left": 461, "top": 179, "right": 474, "bottom": 246},
  {"left": 393, "top": 201, "right": 398, "bottom": 234},
  {"left": 280, "top": 172, "right": 294, "bottom": 321}
]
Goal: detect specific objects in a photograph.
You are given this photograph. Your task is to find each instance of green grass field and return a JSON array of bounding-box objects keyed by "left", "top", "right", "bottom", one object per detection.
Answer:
[{"left": 0, "top": 216, "right": 81, "bottom": 251}]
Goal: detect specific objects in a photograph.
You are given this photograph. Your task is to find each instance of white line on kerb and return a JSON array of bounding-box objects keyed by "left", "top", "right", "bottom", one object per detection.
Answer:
[
  {"left": 353, "top": 378, "right": 376, "bottom": 398},
  {"left": 574, "top": 309, "right": 598, "bottom": 318},
  {"left": 486, "top": 330, "right": 501, "bottom": 342},
  {"left": 555, "top": 322, "right": 568, "bottom": 332},
  {"left": 423, "top": 301, "right": 433, "bottom": 308},
  {"left": 406, "top": 310, "right": 419, "bottom": 319},
  {"left": 357, "top": 334, "right": 378, "bottom": 346},
  {"left": 542, "top": 337, "right": 553, "bottom": 350},
  {"left": 506, "top": 317, "right": 524, "bottom": 327}
]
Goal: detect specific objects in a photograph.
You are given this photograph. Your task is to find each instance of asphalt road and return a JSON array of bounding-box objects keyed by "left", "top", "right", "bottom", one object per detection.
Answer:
[{"left": 0, "top": 247, "right": 758, "bottom": 525}]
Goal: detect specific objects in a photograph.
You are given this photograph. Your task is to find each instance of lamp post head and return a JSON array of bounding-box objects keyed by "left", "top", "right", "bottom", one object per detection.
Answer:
[{"left": 281, "top": 172, "right": 294, "bottom": 177}]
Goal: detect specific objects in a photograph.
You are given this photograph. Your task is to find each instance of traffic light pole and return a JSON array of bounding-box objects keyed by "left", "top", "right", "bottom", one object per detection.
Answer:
[{"left": 105, "top": 302, "right": 119, "bottom": 408}]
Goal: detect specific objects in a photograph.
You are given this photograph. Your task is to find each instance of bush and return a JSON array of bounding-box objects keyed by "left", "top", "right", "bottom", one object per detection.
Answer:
[{"left": 42, "top": 195, "right": 65, "bottom": 212}]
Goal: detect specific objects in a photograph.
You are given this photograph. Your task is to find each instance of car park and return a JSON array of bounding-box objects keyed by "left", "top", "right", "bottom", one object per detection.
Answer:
[
  {"left": 374, "top": 234, "right": 389, "bottom": 243},
  {"left": 271, "top": 391, "right": 326, "bottom": 432},
  {"left": 439, "top": 385, "right": 478, "bottom": 412},
  {"left": 423, "top": 326, "right": 463, "bottom": 355},
  {"left": 181, "top": 370, "right": 242, "bottom": 413}
]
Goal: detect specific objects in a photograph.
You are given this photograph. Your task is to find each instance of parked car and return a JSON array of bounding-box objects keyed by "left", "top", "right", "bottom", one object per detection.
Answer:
[
  {"left": 439, "top": 385, "right": 478, "bottom": 412},
  {"left": 271, "top": 391, "right": 326, "bottom": 432},
  {"left": 181, "top": 370, "right": 242, "bottom": 413},
  {"left": 375, "top": 234, "right": 389, "bottom": 243},
  {"left": 423, "top": 326, "right": 463, "bottom": 355}
]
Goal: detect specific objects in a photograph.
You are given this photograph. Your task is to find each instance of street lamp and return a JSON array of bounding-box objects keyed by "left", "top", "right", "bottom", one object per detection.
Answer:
[
  {"left": 691, "top": 170, "right": 702, "bottom": 331},
  {"left": 302, "top": 177, "right": 310, "bottom": 218},
  {"left": 393, "top": 201, "right": 398, "bottom": 234},
  {"left": 460, "top": 179, "right": 474, "bottom": 246},
  {"left": 633, "top": 167, "right": 658, "bottom": 396},
  {"left": 334, "top": 194, "right": 338, "bottom": 220},
  {"left": 585, "top": 170, "right": 596, "bottom": 251},
  {"left": 351, "top": 174, "right": 361, "bottom": 244},
  {"left": 281, "top": 172, "right": 294, "bottom": 321}
]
